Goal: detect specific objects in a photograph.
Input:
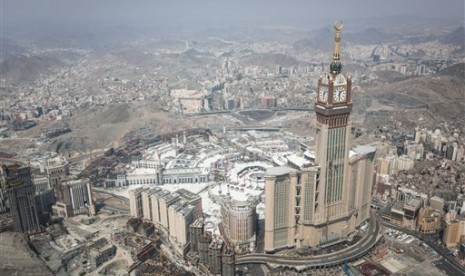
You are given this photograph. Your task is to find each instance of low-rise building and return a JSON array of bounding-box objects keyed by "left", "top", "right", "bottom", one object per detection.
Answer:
[
  {"left": 418, "top": 208, "right": 441, "bottom": 234},
  {"left": 87, "top": 238, "right": 117, "bottom": 268}
]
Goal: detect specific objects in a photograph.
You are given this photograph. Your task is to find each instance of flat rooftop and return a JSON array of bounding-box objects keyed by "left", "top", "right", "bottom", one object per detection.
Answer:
[{"left": 265, "top": 166, "right": 297, "bottom": 176}]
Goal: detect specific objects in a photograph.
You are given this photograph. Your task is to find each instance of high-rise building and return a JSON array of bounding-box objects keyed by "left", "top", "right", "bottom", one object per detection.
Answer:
[
  {"left": 189, "top": 218, "right": 204, "bottom": 253},
  {"left": 177, "top": 188, "right": 203, "bottom": 221},
  {"left": 264, "top": 22, "right": 375, "bottom": 253},
  {"left": 0, "top": 187, "right": 6, "bottom": 213},
  {"left": 141, "top": 187, "right": 162, "bottom": 221},
  {"left": 221, "top": 197, "right": 256, "bottom": 246},
  {"left": 158, "top": 192, "right": 180, "bottom": 234},
  {"left": 168, "top": 200, "right": 195, "bottom": 255},
  {"left": 264, "top": 166, "right": 298, "bottom": 252},
  {"left": 52, "top": 179, "right": 94, "bottom": 217},
  {"left": 1, "top": 164, "right": 40, "bottom": 233},
  {"left": 129, "top": 187, "right": 148, "bottom": 218}
]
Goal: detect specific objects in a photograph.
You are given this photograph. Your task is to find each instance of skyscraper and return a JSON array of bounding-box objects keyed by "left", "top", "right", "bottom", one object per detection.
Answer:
[
  {"left": 264, "top": 22, "right": 374, "bottom": 252},
  {"left": 264, "top": 167, "right": 298, "bottom": 252},
  {"left": 52, "top": 179, "right": 94, "bottom": 217},
  {"left": 0, "top": 164, "right": 40, "bottom": 233}
]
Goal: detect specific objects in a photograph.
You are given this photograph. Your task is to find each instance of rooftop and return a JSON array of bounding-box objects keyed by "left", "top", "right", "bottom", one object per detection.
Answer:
[{"left": 265, "top": 166, "right": 297, "bottom": 176}]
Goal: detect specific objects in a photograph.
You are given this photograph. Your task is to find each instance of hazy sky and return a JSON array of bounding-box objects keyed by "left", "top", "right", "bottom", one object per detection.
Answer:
[{"left": 3, "top": 0, "right": 464, "bottom": 25}]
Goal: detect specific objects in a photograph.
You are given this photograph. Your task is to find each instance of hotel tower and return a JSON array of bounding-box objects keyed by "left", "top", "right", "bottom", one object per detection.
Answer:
[{"left": 265, "top": 22, "right": 375, "bottom": 253}]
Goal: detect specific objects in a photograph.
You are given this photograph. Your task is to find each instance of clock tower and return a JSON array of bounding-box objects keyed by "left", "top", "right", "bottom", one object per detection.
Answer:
[
  {"left": 264, "top": 21, "right": 376, "bottom": 253},
  {"left": 314, "top": 21, "right": 353, "bottom": 239}
]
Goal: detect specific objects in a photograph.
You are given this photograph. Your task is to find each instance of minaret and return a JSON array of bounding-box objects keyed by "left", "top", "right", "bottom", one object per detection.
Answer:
[{"left": 314, "top": 21, "right": 353, "bottom": 241}]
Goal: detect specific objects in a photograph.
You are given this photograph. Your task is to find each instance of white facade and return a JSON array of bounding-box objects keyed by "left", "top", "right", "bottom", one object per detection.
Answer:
[{"left": 65, "top": 179, "right": 93, "bottom": 216}]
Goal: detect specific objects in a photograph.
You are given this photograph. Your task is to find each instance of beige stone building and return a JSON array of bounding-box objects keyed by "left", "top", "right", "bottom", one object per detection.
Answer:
[
  {"left": 443, "top": 217, "right": 465, "bottom": 248},
  {"left": 264, "top": 167, "right": 299, "bottom": 252},
  {"left": 221, "top": 198, "right": 256, "bottom": 247},
  {"left": 129, "top": 187, "right": 147, "bottom": 218},
  {"left": 141, "top": 187, "right": 162, "bottom": 221},
  {"left": 418, "top": 208, "right": 441, "bottom": 234},
  {"left": 264, "top": 24, "right": 375, "bottom": 253},
  {"left": 168, "top": 200, "right": 195, "bottom": 255}
]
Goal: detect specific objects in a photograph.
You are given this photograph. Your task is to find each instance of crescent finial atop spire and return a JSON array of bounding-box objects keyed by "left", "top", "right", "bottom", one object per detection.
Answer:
[{"left": 330, "top": 20, "right": 343, "bottom": 74}]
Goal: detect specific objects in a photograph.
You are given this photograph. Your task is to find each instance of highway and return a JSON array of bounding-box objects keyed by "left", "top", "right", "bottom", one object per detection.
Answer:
[
  {"left": 381, "top": 220, "right": 465, "bottom": 275},
  {"left": 92, "top": 187, "right": 130, "bottom": 203},
  {"left": 92, "top": 187, "right": 130, "bottom": 214},
  {"left": 236, "top": 212, "right": 381, "bottom": 270}
]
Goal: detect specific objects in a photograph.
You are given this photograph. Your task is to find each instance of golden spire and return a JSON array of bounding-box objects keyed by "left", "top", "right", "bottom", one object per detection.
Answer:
[{"left": 330, "top": 21, "right": 344, "bottom": 74}]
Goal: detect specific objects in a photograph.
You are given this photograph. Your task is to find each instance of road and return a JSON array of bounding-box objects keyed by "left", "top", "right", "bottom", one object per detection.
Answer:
[
  {"left": 92, "top": 187, "right": 129, "bottom": 203},
  {"left": 381, "top": 220, "right": 465, "bottom": 275},
  {"left": 100, "top": 205, "right": 129, "bottom": 214},
  {"left": 236, "top": 212, "right": 381, "bottom": 270}
]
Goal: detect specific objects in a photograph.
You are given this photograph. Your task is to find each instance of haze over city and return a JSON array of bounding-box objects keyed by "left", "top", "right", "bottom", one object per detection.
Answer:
[{"left": 0, "top": 1, "right": 464, "bottom": 275}]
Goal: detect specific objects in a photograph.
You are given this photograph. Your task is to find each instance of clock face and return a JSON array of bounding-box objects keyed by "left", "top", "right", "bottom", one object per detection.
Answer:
[
  {"left": 333, "top": 86, "right": 347, "bottom": 102},
  {"left": 319, "top": 86, "right": 328, "bottom": 102}
]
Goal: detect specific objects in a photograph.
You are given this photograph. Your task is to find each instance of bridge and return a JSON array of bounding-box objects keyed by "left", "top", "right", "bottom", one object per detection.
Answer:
[
  {"left": 236, "top": 212, "right": 381, "bottom": 271},
  {"left": 190, "top": 107, "right": 313, "bottom": 117}
]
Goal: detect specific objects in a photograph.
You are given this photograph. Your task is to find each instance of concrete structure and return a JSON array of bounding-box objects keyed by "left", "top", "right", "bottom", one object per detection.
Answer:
[
  {"left": 347, "top": 145, "right": 376, "bottom": 227},
  {"left": 402, "top": 197, "right": 422, "bottom": 230},
  {"left": 208, "top": 237, "right": 224, "bottom": 274},
  {"left": 264, "top": 166, "right": 298, "bottom": 253},
  {"left": 0, "top": 187, "right": 6, "bottom": 213},
  {"left": 158, "top": 192, "right": 180, "bottom": 234},
  {"left": 264, "top": 25, "right": 374, "bottom": 252},
  {"left": 222, "top": 247, "right": 236, "bottom": 276},
  {"left": 52, "top": 179, "right": 94, "bottom": 217},
  {"left": 418, "top": 208, "right": 441, "bottom": 234},
  {"left": 443, "top": 217, "right": 465, "bottom": 248},
  {"left": 129, "top": 187, "right": 148, "bottom": 218},
  {"left": 150, "top": 189, "right": 171, "bottom": 226},
  {"left": 190, "top": 218, "right": 204, "bottom": 252},
  {"left": 33, "top": 177, "right": 50, "bottom": 192},
  {"left": 168, "top": 200, "right": 195, "bottom": 255},
  {"left": 1, "top": 164, "right": 40, "bottom": 233},
  {"left": 45, "top": 155, "right": 69, "bottom": 176},
  {"left": 429, "top": 196, "right": 445, "bottom": 211},
  {"left": 141, "top": 187, "right": 162, "bottom": 221},
  {"left": 237, "top": 212, "right": 381, "bottom": 270},
  {"left": 89, "top": 244, "right": 117, "bottom": 268},
  {"left": 162, "top": 168, "right": 209, "bottom": 184},
  {"left": 177, "top": 188, "right": 203, "bottom": 221},
  {"left": 34, "top": 188, "right": 55, "bottom": 223},
  {"left": 221, "top": 198, "right": 256, "bottom": 247},
  {"left": 126, "top": 169, "right": 162, "bottom": 185},
  {"left": 198, "top": 232, "right": 212, "bottom": 264}
]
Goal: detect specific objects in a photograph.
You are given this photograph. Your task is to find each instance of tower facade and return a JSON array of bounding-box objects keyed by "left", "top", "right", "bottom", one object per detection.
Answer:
[
  {"left": 1, "top": 164, "right": 40, "bottom": 233},
  {"left": 52, "top": 179, "right": 94, "bottom": 217},
  {"left": 313, "top": 21, "right": 353, "bottom": 242},
  {"left": 264, "top": 167, "right": 298, "bottom": 252},
  {"left": 264, "top": 22, "right": 374, "bottom": 253}
]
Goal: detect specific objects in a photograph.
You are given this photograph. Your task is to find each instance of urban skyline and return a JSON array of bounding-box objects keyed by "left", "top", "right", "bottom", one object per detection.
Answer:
[{"left": 0, "top": 2, "right": 464, "bottom": 275}]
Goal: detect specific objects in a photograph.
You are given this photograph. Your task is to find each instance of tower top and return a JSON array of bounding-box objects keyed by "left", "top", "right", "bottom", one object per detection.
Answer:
[{"left": 330, "top": 21, "right": 344, "bottom": 75}]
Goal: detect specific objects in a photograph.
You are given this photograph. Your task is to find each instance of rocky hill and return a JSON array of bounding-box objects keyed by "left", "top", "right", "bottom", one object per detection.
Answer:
[
  {"left": 1, "top": 54, "right": 65, "bottom": 82},
  {"left": 441, "top": 26, "right": 465, "bottom": 46},
  {"left": 362, "top": 63, "right": 465, "bottom": 122},
  {"left": 44, "top": 102, "right": 189, "bottom": 153}
]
